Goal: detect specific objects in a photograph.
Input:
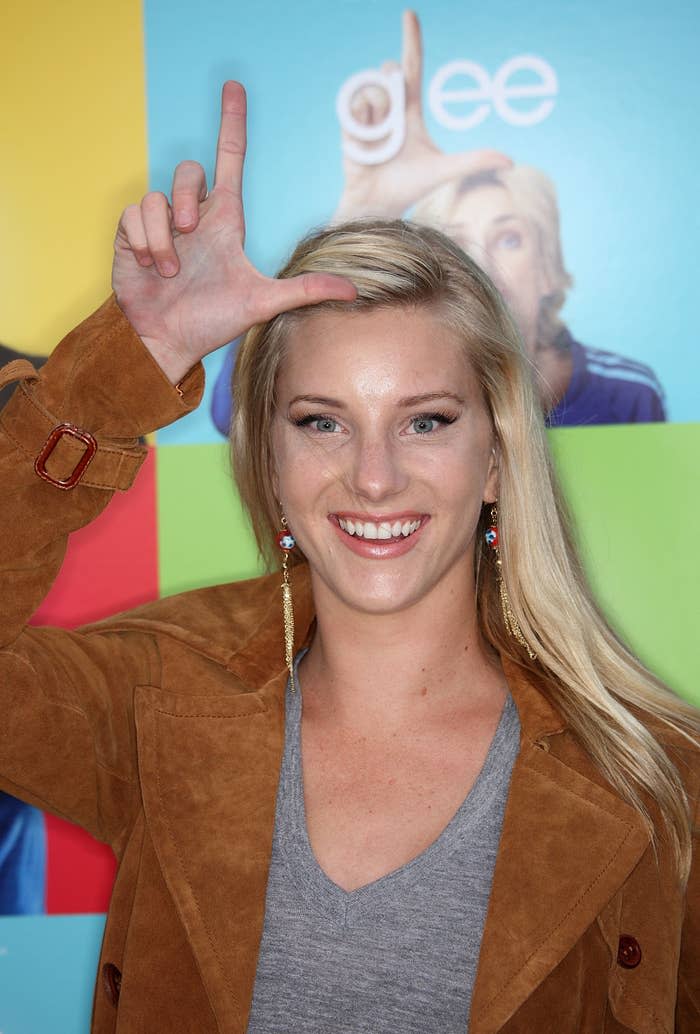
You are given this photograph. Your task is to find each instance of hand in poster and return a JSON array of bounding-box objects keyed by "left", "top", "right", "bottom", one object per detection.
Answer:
[
  {"left": 334, "top": 10, "right": 511, "bottom": 221},
  {"left": 113, "top": 82, "right": 357, "bottom": 384}
]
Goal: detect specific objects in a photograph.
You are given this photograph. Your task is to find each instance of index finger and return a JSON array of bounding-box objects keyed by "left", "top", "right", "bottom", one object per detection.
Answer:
[
  {"left": 213, "top": 80, "right": 247, "bottom": 196},
  {"left": 401, "top": 10, "right": 423, "bottom": 110}
]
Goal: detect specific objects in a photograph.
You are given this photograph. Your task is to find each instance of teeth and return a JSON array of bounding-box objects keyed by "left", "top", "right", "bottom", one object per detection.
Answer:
[{"left": 337, "top": 517, "right": 422, "bottom": 539}]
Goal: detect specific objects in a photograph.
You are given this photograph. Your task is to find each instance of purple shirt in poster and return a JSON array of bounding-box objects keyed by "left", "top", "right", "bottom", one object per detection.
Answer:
[{"left": 547, "top": 330, "right": 666, "bottom": 427}]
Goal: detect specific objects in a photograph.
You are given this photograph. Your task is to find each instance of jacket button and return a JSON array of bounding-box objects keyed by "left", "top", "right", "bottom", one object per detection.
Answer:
[
  {"left": 617, "top": 935, "right": 642, "bottom": 969},
  {"left": 102, "top": 962, "right": 122, "bottom": 1006}
]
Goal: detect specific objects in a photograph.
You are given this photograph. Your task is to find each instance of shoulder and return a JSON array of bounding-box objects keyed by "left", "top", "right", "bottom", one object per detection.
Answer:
[
  {"left": 551, "top": 334, "right": 667, "bottom": 425},
  {"left": 80, "top": 567, "right": 292, "bottom": 661},
  {"left": 577, "top": 343, "right": 667, "bottom": 419}
]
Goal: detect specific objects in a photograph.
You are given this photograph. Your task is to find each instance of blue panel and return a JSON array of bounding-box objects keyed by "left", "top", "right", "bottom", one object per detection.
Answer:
[
  {"left": 0, "top": 914, "right": 105, "bottom": 1033},
  {"left": 143, "top": 0, "right": 699, "bottom": 442}
]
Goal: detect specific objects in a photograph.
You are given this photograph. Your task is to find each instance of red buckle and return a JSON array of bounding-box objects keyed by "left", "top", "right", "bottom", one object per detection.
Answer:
[{"left": 34, "top": 422, "right": 97, "bottom": 489}]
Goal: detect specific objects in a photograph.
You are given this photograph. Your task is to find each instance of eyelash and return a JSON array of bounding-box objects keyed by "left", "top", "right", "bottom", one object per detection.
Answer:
[{"left": 293, "top": 411, "right": 457, "bottom": 434}]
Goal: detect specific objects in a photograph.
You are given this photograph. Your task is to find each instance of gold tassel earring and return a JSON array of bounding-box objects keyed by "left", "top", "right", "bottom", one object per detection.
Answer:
[
  {"left": 485, "top": 503, "right": 536, "bottom": 660},
  {"left": 277, "top": 515, "right": 297, "bottom": 692}
]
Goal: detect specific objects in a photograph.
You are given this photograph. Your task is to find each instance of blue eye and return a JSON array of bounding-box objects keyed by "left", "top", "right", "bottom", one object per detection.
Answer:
[
  {"left": 411, "top": 416, "right": 438, "bottom": 434},
  {"left": 295, "top": 415, "right": 341, "bottom": 433},
  {"left": 496, "top": 231, "right": 522, "bottom": 250},
  {"left": 315, "top": 417, "right": 340, "bottom": 433},
  {"left": 408, "top": 412, "right": 456, "bottom": 434}
]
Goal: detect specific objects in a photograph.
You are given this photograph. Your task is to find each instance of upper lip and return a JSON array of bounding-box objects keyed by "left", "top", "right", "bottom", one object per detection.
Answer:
[{"left": 331, "top": 511, "right": 426, "bottom": 522}]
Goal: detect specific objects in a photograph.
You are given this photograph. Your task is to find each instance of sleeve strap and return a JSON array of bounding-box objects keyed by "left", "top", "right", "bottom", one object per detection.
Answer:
[{"left": 0, "top": 364, "right": 145, "bottom": 492}]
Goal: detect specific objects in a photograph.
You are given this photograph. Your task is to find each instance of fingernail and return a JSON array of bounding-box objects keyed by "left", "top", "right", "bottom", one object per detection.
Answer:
[
  {"left": 175, "top": 209, "right": 192, "bottom": 227},
  {"left": 161, "top": 261, "right": 178, "bottom": 276}
]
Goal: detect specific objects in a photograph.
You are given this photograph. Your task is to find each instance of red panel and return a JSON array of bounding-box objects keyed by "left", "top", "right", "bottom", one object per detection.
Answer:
[
  {"left": 44, "top": 813, "right": 117, "bottom": 913},
  {"left": 29, "top": 448, "right": 159, "bottom": 913},
  {"left": 32, "top": 446, "right": 159, "bottom": 627}
]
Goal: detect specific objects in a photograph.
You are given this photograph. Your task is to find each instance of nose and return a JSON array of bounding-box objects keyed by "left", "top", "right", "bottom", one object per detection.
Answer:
[{"left": 349, "top": 432, "right": 409, "bottom": 503}]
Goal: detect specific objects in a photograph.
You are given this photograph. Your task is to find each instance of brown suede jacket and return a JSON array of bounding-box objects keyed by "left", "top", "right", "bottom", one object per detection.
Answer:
[{"left": 0, "top": 299, "right": 697, "bottom": 1033}]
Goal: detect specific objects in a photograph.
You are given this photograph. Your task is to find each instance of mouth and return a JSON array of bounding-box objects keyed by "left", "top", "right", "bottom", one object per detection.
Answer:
[
  {"left": 336, "top": 516, "right": 423, "bottom": 541},
  {"left": 328, "top": 512, "right": 429, "bottom": 557}
]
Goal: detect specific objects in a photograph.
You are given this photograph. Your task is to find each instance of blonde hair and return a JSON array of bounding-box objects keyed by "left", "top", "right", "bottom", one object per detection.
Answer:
[
  {"left": 413, "top": 165, "right": 573, "bottom": 347},
  {"left": 231, "top": 219, "right": 698, "bottom": 880}
]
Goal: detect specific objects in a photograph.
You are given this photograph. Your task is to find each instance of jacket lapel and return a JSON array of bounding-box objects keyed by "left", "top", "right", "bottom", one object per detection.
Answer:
[
  {"left": 469, "top": 659, "right": 651, "bottom": 1034},
  {"left": 133, "top": 566, "right": 315, "bottom": 1032}
]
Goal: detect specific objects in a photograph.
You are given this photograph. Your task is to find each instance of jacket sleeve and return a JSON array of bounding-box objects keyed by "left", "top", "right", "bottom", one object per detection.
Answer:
[{"left": 0, "top": 297, "right": 204, "bottom": 845}]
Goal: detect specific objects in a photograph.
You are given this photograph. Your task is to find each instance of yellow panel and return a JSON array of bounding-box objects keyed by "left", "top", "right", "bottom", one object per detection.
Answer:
[{"left": 0, "top": 0, "right": 147, "bottom": 355}]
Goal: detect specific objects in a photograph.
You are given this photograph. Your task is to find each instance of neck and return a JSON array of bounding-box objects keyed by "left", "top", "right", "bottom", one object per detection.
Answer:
[{"left": 299, "top": 566, "right": 505, "bottom": 730}]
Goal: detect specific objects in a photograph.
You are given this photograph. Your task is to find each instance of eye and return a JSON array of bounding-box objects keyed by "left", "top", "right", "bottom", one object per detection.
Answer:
[
  {"left": 294, "top": 414, "right": 342, "bottom": 434},
  {"left": 495, "top": 230, "right": 523, "bottom": 251},
  {"left": 407, "top": 412, "right": 456, "bottom": 435}
]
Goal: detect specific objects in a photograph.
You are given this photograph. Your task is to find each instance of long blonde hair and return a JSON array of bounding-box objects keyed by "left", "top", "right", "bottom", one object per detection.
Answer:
[{"left": 231, "top": 219, "right": 698, "bottom": 880}]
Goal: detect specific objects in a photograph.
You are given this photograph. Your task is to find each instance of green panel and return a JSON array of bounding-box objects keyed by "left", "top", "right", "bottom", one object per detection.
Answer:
[
  {"left": 157, "top": 443, "right": 264, "bottom": 597},
  {"left": 156, "top": 427, "right": 699, "bottom": 707},
  {"left": 549, "top": 422, "right": 699, "bottom": 705}
]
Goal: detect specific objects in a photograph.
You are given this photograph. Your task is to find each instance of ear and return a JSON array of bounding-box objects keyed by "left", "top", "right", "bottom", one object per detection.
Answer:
[{"left": 482, "top": 444, "right": 499, "bottom": 504}]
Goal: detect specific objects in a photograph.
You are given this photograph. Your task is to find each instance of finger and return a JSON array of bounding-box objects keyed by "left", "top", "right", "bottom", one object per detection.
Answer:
[
  {"left": 171, "top": 160, "right": 208, "bottom": 232},
  {"left": 402, "top": 10, "right": 423, "bottom": 111},
  {"left": 352, "top": 75, "right": 395, "bottom": 127},
  {"left": 259, "top": 273, "right": 357, "bottom": 321},
  {"left": 119, "top": 204, "right": 154, "bottom": 267},
  {"left": 213, "top": 80, "right": 247, "bottom": 197},
  {"left": 141, "top": 191, "right": 180, "bottom": 277}
]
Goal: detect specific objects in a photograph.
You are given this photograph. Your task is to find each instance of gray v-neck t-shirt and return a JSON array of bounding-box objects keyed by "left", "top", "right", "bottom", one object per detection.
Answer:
[{"left": 246, "top": 660, "right": 521, "bottom": 1033}]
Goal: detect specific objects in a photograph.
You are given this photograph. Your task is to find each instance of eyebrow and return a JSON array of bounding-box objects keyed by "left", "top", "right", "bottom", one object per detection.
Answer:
[
  {"left": 288, "top": 391, "right": 465, "bottom": 408},
  {"left": 445, "top": 213, "right": 522, "bottom": 235}
]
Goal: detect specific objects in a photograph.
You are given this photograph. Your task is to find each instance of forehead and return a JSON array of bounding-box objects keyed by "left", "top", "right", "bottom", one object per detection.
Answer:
[
  {"left": 277, "top": 305, "right": 481, "bottom": 400},
  {"left": 448, "top": 182, "right": 522, "bottom": 230}
]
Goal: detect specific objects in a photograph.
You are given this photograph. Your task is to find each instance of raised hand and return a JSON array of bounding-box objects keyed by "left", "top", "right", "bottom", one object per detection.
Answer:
[
  {"left": 113, "top": 82, "right": 357, "bottom": 383},
  {"left": 334, "top": 10, "right": 510, "bottom": 221}
]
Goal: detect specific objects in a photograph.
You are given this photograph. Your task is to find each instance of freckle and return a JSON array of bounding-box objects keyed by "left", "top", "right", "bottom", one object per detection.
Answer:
[{"left": 421, "top": 686, "right": 428, "bottom": 696}]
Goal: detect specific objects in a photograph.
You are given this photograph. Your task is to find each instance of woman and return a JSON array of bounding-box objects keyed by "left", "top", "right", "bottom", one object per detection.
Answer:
[{"left": 0, "top": 82, "right": 697, "bottom": 1033}]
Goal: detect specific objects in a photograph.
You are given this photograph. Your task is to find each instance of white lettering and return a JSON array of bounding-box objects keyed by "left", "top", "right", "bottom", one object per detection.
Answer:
[
  {"left": 337, "top": 53, "right": 558, "bottom": 166},
  {"left": 428, "top": 60, "right": 492, "bottom": 130},
  {"left": 491, "top": 55, "right": 558, "bottom": 127},
  {"left": 336, "top": 68, "right": 405, "bottom": 165}
]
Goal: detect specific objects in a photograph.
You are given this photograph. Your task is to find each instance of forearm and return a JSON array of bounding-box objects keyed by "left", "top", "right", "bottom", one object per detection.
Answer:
[{"left": 0, "top": 295, "right": 203, "bottom": 644}]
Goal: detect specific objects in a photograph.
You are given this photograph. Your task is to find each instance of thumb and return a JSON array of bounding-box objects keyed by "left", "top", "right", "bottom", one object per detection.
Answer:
[
  {"left": 433, "top": 149, "right": 513, "bottom": 183},
  {"left": 259, "top": 273, "right": 358, "bottom": 321}
]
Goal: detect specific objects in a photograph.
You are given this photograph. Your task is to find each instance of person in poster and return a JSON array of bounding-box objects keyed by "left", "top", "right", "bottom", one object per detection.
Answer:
[{"left": 210, "top": 10, "right": 666, "bottom": 434}]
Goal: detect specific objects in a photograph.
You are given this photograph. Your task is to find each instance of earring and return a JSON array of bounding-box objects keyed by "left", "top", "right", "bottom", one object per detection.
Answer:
[
  {"left": 277, "top": 515, "right": 297, "bottom": 692},
  {"left": 485, "top": 504, "right": 536, "bottom": 660}
]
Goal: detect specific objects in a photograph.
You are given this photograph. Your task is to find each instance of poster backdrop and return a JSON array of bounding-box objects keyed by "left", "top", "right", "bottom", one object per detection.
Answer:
[{"left": 0, "top": 0, "right": 698, "bottom": 1029}]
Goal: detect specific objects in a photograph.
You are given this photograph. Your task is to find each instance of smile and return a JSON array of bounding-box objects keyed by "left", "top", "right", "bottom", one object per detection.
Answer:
[{"left": 337, "top": 517, "right": 422, "bottom": 540}]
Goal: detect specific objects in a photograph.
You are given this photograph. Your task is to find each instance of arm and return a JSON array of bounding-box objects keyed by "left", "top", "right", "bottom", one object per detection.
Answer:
[{"left": 0, "top": 82, "right": 356, "bottom": 845}]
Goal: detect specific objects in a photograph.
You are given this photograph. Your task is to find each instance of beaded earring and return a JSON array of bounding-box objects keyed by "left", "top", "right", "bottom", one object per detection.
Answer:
[
  {"left": 485, "top": 504, "right": 536, "bottom": 660},
  {"left": 277, "top": 515, "right": 297, "bottom": 692}
]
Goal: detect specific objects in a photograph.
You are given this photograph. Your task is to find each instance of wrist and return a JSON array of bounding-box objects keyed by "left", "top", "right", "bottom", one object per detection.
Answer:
[{"left": 138, "top": 337, "right": 198, "bottom": 386}]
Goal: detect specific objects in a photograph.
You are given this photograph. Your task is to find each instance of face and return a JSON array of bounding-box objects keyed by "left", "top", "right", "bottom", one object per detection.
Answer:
[
  {"left": 271, "top": 306, "right": 498, "bottom": 618},
  {"left": 443, "top": 183, "right": 551, "bottom": 356}
]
